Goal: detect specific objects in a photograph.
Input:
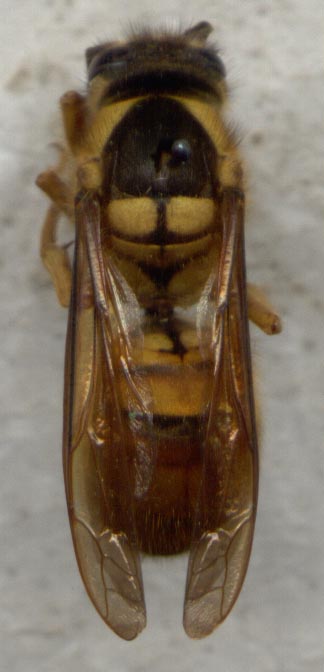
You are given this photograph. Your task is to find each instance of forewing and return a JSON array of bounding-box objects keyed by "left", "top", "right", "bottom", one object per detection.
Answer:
[
  {"left": 63, "top": 193, "right": 146, "bottom": 640},
  {"left": 184, "top": 190, "right": 258, "bottom": 638}
]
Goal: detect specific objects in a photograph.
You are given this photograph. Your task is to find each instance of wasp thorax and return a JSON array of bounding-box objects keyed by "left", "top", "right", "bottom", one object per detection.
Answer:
[{"left": 103, "top": 97, "right": 216, "bottom": 199}]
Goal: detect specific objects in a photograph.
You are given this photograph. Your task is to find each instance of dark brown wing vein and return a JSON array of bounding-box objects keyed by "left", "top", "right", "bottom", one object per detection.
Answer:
[
  {"left": 63, "top": 192, "right": 146, "bottom": 640},
  {"left": 184, "top": 189, "right": 258, "bottom": 638}
]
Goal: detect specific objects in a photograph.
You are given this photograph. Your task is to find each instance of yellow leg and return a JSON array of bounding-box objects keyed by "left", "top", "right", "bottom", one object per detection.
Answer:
[
  {"left": 36, "top": 90, "right": 98, "bottom": 306},
  {"left": 247, "top": 283, "right": 282, "bottom": 335},
  {"left": 40, "top": 204, "right": 72, "bottom": 307},
  {"left": 36, "top": 169, "right": 73, "bottom": 217},
  {"left": 36, "top": 90, "right": 90, "bottom": 307}
]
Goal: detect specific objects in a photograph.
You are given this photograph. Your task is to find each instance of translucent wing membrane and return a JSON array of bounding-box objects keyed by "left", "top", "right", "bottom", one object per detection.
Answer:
[
  {"left": 63, "top": 193, "right": 146, "bottom": 640},
  {"left": 184, "top": 190, "right": 258, "bottom": 638},
  {"left": 63, "top": 189, "right": 257, "bottom": 639}
]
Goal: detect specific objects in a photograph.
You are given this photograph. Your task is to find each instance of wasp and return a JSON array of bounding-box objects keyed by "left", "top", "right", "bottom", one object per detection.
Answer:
[{"left": 36, "top": 21, "right": 281, "bottom": 640}]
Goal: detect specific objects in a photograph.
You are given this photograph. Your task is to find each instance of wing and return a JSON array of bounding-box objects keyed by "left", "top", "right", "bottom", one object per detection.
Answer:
[
  {"left": 63, "top": 192, "right": 147, "bottom": 640},
  {"left": 183, "top": 189, "right": 258, "bottom": 638}
]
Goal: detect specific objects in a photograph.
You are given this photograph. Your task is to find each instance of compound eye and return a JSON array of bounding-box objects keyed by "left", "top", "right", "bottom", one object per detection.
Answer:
[{"left": 171, "top": 139, "right": 192, "bottom": 164}]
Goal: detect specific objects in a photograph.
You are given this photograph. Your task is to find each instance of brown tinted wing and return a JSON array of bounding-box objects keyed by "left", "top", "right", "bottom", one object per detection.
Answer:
[
  {"left": 63, "top": 193, "right": 146, "bottom": 640},
  {"left": 184, "top": 190, "right": 258, "bottom": 638}
]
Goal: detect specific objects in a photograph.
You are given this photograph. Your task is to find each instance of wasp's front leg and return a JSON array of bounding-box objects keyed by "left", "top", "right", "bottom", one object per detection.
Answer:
[
  {"left": 36, "top": 90, "right": 97, "bottom": 306},
  {"left": 247, "top": 283, "right": 282, "bottom": 335},
  {"left": 36, "top": 135, "right": 76, "bottom": 307}
]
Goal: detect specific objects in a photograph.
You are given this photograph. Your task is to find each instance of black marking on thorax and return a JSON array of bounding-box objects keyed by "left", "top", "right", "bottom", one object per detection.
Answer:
[
  {"left": 138, "top": 257, "right": 184, "bottom": 292},
  {"left": 155, "top": 199, "right": 168, "bottom": 247},
  {"left": 102, "top": 96, "right": 217, "bottom": 201}
]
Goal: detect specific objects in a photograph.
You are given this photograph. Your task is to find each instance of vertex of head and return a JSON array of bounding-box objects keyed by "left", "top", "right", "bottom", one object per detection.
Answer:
[{"left": 86, "top": 23, "right": 227, "bottom": 104}]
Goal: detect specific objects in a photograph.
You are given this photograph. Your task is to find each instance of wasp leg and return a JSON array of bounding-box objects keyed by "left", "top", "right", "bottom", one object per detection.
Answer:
[
  {"left": 36, "top": 169, "right": 73, "bottom": 218},
  {"left": 39, "top": 204, "right": 72, "bottom": 307},
  {"left": 60, "top": 90, "right": 88, "bottom": 153},
  {"left": 247, "top": 283, "right": 282, "bottom": 335}
]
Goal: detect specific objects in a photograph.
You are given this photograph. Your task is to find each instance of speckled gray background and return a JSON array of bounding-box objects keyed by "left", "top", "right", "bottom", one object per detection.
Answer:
[{"left": 1, "top": 1, "right": 323, "bottom": 671}]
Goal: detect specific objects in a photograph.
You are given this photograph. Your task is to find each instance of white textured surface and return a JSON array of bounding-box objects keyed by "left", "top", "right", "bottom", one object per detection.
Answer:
[{"left": 1, "top": 2, "right": 323, "bottom": 671}]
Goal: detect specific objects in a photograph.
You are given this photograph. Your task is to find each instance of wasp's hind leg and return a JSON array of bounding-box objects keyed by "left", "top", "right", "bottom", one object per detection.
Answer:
[
  {"left": 38, "top": 202, "right": 72, "bottom": 307},
  {"left": 247, "top": 283, "right": 282, "bottom": 335}
]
